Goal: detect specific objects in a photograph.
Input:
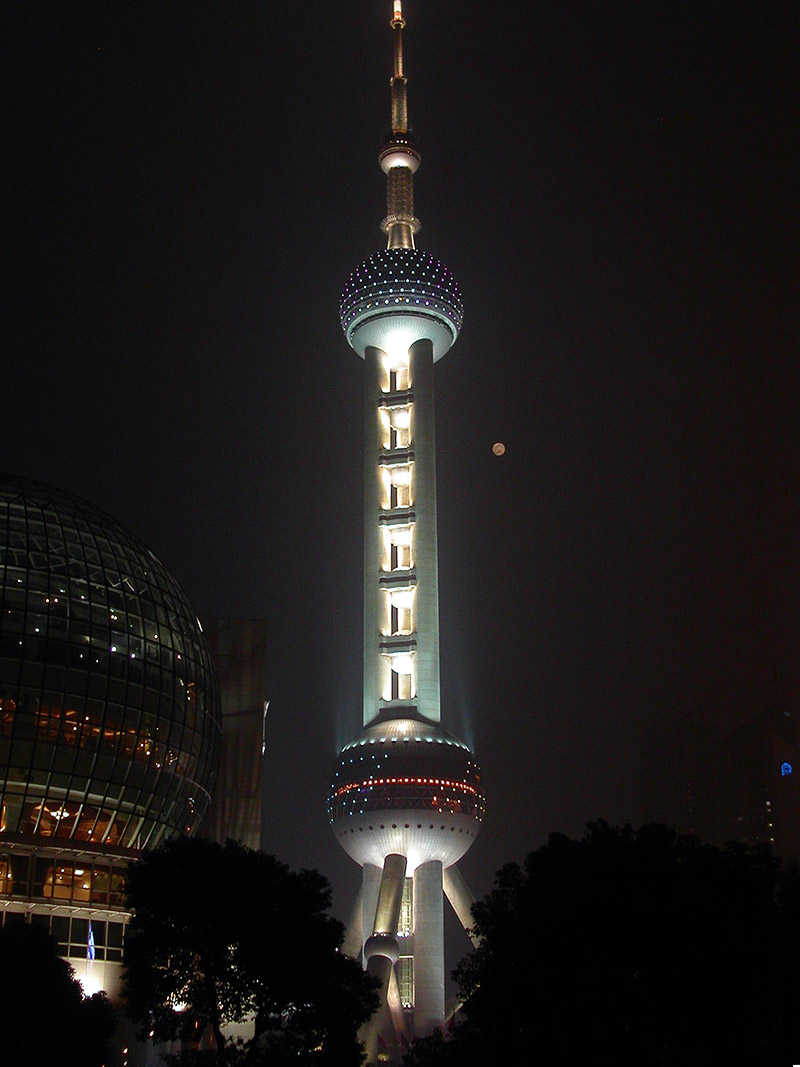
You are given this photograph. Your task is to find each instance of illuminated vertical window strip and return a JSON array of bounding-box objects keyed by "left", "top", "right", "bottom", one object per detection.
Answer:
[
  {"left": 399, "top": 877, "right": 414, "bottom": 935},
  {"left": 397, "top": 956, "right": 414, "bottom": 1008}
]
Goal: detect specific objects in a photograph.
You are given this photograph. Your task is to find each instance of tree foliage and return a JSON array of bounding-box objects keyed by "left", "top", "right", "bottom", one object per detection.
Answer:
[
  {"left": 0, "top": 920, "right": 116, "bottom": 1067},
  {"left": 405, "top": 822, "right": 800, "bottom": 1066},
  {"left": 124, "top": 837, "right": 377, "bottom": 1066}
]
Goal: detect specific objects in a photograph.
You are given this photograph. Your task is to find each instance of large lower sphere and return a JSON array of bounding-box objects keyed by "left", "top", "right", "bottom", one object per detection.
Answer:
[{"left": 329, "top": 718, "right": 485, "bottom": 871}]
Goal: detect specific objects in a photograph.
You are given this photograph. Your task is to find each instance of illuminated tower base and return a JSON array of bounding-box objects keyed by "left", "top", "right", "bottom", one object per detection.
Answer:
[{"left": 331, "top": 718, "right": 484, "bottom": 1060}]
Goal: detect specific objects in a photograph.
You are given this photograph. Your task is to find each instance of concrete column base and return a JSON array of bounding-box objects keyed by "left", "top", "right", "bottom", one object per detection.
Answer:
[{"left": 413, "top": 860, "right": 444, "bottom": 1036}]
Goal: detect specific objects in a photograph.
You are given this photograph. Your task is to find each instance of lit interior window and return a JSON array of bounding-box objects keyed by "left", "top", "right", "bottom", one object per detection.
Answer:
[
  {"left": 381, "top": 466, "right": 413, "bottom": 510},
  {"left": 390, "top": 406, "right": 412, "bottom": 448},
  {"left": 380, "top": 652, "right": 416, "bottom": 701},
  {"left": 379, "top": 405, "right": 413, "bottom": 450},
  {"left": 389, "top": 588, "right": 414, "bottom": 635},
  {"left": 397, "top": 956, "right": 414, "bottom": 1008},
  {"left": 399, "top": 878, "right": 414, "bottom": 936},
  {"left": 390, "top": 466, "right": 412, "bottom": 508},
  {"left": 392, "top": 542, "right": 411, "bottom": 569},
  {"left": 391, "top": 654, "right": 414, "bottom": 700},
  {"left": 381, "top": 352, "right": 410, "bottom": 392},
  {"left": 382, "top": 524, "right": 414, "bottom": 571},
  {"left": 392, "top": 669, "right": 412, "bottom": 700},
  {"left": 390, "top": 365, "right": 410, "bottom": 390}
]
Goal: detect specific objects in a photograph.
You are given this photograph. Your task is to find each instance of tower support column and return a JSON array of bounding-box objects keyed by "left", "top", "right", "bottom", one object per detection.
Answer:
[
  {"left": 409, "top": 338, "right": 440, "bottom": 722},
  {"left": 363, "top": 346, "right": 384, "bottom": 726},
  {"left": 362, "top": 862, "right": 382, "bottom": 961},
  {"left": 362, "top": 854, "right": 408, "bottom": 1064},
  {"left": 413, "top": 859, "right": 444, "bottom": 1035},
  {"left": 342, "top": 880, "right": 365, "bottom": 960}
]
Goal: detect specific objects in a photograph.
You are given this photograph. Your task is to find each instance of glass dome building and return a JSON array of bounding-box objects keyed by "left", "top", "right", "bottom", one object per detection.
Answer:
[{"left": 0, "top": 475, "right": 221, "bottom": 1001}]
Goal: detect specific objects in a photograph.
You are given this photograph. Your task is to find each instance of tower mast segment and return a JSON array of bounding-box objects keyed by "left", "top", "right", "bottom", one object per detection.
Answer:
[
  {"left": 331, "top": 5, "right": 485, "bottom": 1062},
  {"left": 381, "top": 0, "right": 420, "bottom": 249}
]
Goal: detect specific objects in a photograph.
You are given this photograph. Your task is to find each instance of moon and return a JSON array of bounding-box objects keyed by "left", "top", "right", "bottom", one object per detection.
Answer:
[{"left": 492, "top": 442, "right": 506, "bottom": 456}]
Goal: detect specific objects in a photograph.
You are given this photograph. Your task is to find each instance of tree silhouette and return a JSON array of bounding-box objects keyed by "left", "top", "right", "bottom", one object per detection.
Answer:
[
  {"left": 406, "top": 823, "right": 800, "bottom": 1066},
  {"left": 0, "top": 920, "right": 116, "bottom": 1067},
  {"left": 124, "top": 837, "right": 377, "bottom": 1066}
]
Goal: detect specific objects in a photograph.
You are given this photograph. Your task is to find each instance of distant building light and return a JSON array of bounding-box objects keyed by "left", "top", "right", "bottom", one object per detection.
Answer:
[{"left": 781, "top": 762, "right": 792, "bottom": 777}]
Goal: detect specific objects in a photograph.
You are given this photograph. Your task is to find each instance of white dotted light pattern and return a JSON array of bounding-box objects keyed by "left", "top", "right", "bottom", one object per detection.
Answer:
[
  {"left": 333, "top": 776, "right": 481, "bottom": 801},
  {"left": 328, "top": 719, "right": 485, "bottom": 824},
  {"left": 340, "top": 249, "right": 463, "bottom": 361},
  {"left": 328, "top": 717, "right": 485, "bottom": 870}
]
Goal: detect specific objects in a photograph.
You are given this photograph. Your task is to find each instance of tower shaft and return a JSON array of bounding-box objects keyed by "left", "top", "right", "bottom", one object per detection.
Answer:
[{"left": 363, "top": 339, "right": 440, "bottom": 727}]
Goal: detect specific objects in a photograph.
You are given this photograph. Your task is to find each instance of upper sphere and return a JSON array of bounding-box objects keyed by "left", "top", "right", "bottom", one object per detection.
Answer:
[
  {"left": 379, "top": 135, "right": 421, "bottom": 175},
  {"left": 0, "top": 476, "right": 221, "bottom": 852},
  {"left": 340, "top": 248, "right": 463, "bottom": 362}
]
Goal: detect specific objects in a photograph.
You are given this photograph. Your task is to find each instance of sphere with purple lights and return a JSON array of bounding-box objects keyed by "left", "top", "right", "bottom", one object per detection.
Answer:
[{"left": 340, "top": 248, "right": 463, "bottom": 361}]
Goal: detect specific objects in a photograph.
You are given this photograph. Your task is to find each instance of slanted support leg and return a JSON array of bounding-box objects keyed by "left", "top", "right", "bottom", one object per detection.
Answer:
[
  {"left": 443, "top": 863, "right": 480, "bottom": 946},
  {"left": 360, "top": 854, "right": 408, "bottom": 1064},
  {"left": 342, "top": 881, "right": 364, "bottom": 960}
]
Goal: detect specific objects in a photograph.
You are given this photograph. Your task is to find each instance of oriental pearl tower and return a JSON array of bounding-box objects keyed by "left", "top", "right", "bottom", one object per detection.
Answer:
[{"left": 328, "top": 3, "right": 485, "bottom": 1061}]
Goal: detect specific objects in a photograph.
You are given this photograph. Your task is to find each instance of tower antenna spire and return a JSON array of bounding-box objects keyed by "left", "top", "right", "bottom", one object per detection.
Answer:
[
  {"left": 390, "top": 0, "right": 407, "bottom": 131},
  {"left": 380, "top": 0, "right": 421, "bottom": 249}
]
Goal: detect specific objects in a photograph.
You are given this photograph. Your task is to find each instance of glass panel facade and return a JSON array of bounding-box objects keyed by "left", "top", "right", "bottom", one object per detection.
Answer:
[
  {"left": 0, "top": 909, "right": 125, "bottom": 962},
  {"left": 0, "top": 477, "right": 222, "bottom": 850},
  {"left": 1, "top": 850, "right": 127, "bottom": 908}
]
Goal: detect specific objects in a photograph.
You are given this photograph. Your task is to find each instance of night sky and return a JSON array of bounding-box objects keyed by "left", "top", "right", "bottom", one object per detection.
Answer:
[{"left": 7, "top": 0, "right": 798, "bottom": 937}]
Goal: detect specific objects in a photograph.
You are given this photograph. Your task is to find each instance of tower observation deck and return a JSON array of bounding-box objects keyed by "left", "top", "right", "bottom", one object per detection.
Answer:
[{"left": 329, "top": 4, "right": 485, "bottom": 1061}]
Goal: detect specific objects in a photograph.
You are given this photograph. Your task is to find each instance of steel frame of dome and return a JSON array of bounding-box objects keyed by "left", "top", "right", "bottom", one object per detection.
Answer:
[{"left": 0, "top": 476, "right": 221, "bottom": 853}]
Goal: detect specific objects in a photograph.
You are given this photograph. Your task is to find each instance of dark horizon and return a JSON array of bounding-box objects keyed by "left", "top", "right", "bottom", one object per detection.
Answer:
[{"left": 7, "top": 0, "right": 798, "bottom": 925}]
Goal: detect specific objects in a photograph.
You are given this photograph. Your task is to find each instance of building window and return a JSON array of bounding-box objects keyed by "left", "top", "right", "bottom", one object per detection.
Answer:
[
  {"left": 387, "top": 466, "right": 412, "bottom": 510},
  {"left": 389, "top": 365, "right": 410, "bottom": 391},
  {"left": 390, "top": 604, "right": 413, "bottom": 635},
  {"left": 392, "top": 542, "right": 411, "bottom": 569},
  {"left": 380, "top": 405, "right": 412, "bottom": 450},
  {"left": 388, "top": 589, "right": 414, "bottom": 635},
  {"left": 390, "top": 425, "right": 408, "bottom": 449},
  {"left": 385, "top": 525, "right": 414, "bottom": 571},
  {"left": 0, "top": 854, "right": 30, "bottom": 897},
  {"left": 391, "top": 668, "right": 413, "bottom": 701},
  {"left": 1, "top": 912, "right": 125, "bottom": 963},
  {"left": 399, "top": 878, "right": 414, "bottom": 936},
  {"left": 380, "top": 650, "right": 415, "bottom": 701},
  {"left": 397, "top": 956, "right": 414, "bottom": 1008},
  {"left": 390, "top": 483, "right": 410, "bottom": 509},
  {"left": 390, "top": 406, "right": 412, "bottom": 448}
]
